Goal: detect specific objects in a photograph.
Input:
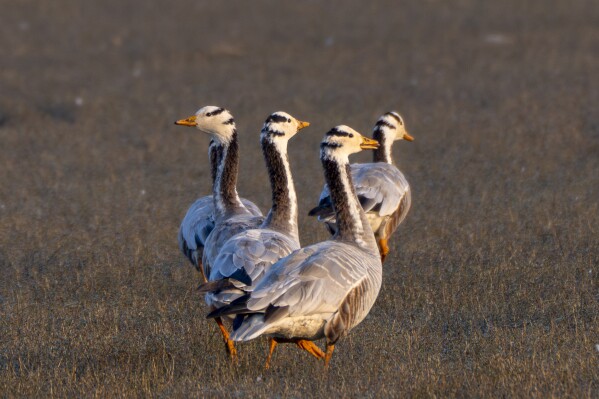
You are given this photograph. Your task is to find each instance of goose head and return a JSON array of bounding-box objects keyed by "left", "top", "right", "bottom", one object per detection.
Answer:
[
  {"left": 260, "top": 111, "right": 310, "bottom": 147},
  {"left": 375, "top": 111, "right": 414, "bottom": 142},
  {"left": 321, "top": 125, "right": 380, "bottom": 161},
  {"left": 175, "top": 106, "right": 236, "bottom": 144}
]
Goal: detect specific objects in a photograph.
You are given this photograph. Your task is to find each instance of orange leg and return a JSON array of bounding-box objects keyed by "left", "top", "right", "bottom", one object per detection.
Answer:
[
  {"left": 264, "top": 338, "right": 277, "bottom": 369},
  {"left": 198, "top": 260, "right": 208, "bottom": 283},
  {"left": 378, "top": 239, "right": 389, "bottom": 262},
  {"left": 296, "top": 340, "right": 325, "bottom": 359},
  {"left": 214, "top": 316, "right": 237, "bottom": 361},
  {"left": 264, "top": 338, "right": 324, "bottom": 369},
  {"left": 324, "top": 343, "right": 335, "bottom": 370}
]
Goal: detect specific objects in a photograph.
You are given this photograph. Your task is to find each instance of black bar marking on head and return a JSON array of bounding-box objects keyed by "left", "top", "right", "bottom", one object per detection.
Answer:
[
  {"left": 207, "top": 107, "right": 225, "bottom": 117},
  {"left": 385, "top": 112, "right": 401, "bottom": 123},
  {"left": 326, "top": 127, "right": 354, "bottom": 137},
  {"left": 265, "top": 114, "right": 289, "bottom": 124},
  {"left": 223, "top": 118, "right": 235, "bottom": 125},
  {"left": 321, "top": 142, "right": 343, "bottom": 149},
  {"left": 375, "top": 119, "right": 396, "bottom": 129}
]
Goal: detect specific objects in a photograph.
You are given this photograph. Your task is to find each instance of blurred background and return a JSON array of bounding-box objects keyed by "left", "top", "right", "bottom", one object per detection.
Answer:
[{"left": 0, "top": 0, "right": 597, "bottom": 396}]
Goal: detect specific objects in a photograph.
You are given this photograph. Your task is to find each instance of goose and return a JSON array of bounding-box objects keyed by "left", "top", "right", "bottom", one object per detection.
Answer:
[
  {"left": 309, "top": 112, "right": 413, "bottom": 261},
  {"left": 198, "top": 111, "right": 316, "bottom": 363},
  {"left": 175, "top": 106, "right": 264, "bottom": 358},
  {"left": 176, "top": 139, "right": 262, "bottom": 283},
  {"left": 208, "top": 126, "right": 383, "bottom": 370}
]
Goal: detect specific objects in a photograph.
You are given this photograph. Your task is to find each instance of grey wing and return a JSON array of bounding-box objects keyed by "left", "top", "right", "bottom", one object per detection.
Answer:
[
  {"left": 210, "top": 229, "right": 300, "bottom": 288},
  {"left": 351, "top": 163, "right": 411, "bottom": 217},
  {"left": 248, "top": 242, "right": 382, "bottom": 321},
  {"left": 178, "top": 196, "right": 215, "bottom": 269},
  {"left": 380, "top": 185, "right": 411, "bottom": 240},
  {"left": 308, "top": 164, "right": 411, "bottom": 236},
  {"left": 202, "top": 214, "right": 265, "bottom": 277}
]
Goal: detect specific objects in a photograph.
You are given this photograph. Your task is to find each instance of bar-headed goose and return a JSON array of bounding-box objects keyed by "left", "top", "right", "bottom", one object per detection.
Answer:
[
  {"left": 209, "top": 126, "right": 383, "bottom": 370},
  {"left": 175, "top": 106, "right": 264, "bottom": 359},
  {"left": 199, "top": 111, "right": 311, "bottom": 361},
  {"left": 176, "top": 139, "right": 262, "bottom": 282},
  {"left": 309, "top": 112, "right": 413, "bottom": 261}
]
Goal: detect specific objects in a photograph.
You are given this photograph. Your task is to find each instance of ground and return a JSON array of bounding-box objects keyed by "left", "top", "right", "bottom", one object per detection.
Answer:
[{"left": 0, "top": 0, "right": 598, "bottom": 397}]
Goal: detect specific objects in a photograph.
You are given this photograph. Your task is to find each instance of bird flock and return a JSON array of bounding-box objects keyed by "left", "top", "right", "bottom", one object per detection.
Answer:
[{"left": 174, "top": 106, "right": 413, "bottom": 370}]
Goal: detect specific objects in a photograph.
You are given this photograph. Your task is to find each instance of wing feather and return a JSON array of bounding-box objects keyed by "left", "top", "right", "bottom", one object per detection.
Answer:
[
  {"left": 310, "top": 163, "right": 411, "bottom": 238},
  {"left": 247, "top": 242, "right": 381, "bottom": 318},
  {"left": 178, "top": 196, "right": 262, "bottom": 269}
]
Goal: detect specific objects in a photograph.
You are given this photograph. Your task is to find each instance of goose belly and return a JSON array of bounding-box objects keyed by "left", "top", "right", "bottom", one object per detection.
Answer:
[{"left": 266, "top": 316, "right": 327, "bottom": 341}]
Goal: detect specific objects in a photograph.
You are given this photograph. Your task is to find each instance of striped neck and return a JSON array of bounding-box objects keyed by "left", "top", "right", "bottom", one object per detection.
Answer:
[
  {"left": 213, "top": 130, "right": 244, "bottom": 219},
  {"left": 372, "top": 126, "right": 393, "bottom": 164},
  {"left": 321, "top": 154, "right": 377, "bottom": 251},
  {"left": 260, "top": 136, "right": 298, "bottom": 241},
  {"left": 208, "top": 140, "right": 218, "bottom": 184}
]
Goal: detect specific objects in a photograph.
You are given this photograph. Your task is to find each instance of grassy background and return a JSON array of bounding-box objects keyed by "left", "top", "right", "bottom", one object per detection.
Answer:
[{"left": 1, "top": 0, "right": 598, "bottom": 397}]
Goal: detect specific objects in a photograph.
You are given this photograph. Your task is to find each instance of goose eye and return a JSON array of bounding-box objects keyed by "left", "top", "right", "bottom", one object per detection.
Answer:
[
  {"left": 206, "top": 112, "right": 212, "bottom": 117},
  {"left": 349, "top": 133, "right": 354, "bottom": 138},
  {"left": 287, "top": 118, "right": 291, "bottom": 123}
]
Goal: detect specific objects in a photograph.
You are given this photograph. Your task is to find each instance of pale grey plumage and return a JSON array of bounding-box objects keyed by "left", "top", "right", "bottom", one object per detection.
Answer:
[
  {"left": 202, "top": 212, "right": 264, "bottom": 279},
  {"left": 310, "top": 112, "right": 413, "bottom": 252},
  {"left": 175, "top": 108, "right": 263, "bottom": 273},
  {"left": 202, "top": 112, "right": 308, "bottom": 309},
  {"left": 175, "top": 105, "right": 267, "bottom": 358},
  {"left": 210, "top": 126, "right": 383, "bottom": 357},
  {"left": 231, "top": 241, "right": 382, "bottom": 342},
  {"left": 178, "top": 196, "right": 262, "bottom": 270},
  {"left": 314, "top": 163, "right": 411, "bottom": 240},
  {"left": 205, "top": 229, "right": 299, "bottom": 309}
]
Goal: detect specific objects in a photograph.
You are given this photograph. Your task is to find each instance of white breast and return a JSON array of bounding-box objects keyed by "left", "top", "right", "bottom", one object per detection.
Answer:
[{"left": 265, "top": 315, "right": 328, "bottom": 341}]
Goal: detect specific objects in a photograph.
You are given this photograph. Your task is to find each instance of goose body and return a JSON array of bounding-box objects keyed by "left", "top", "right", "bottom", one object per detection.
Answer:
[
  {"left": 309, "top": 112, "right": 413, "bottom": 261},
  {"left": 229, "top": 241, "right": 382, "bottom": 342},
  {"left": 175, "top": 106, "right": 264, "bottom": 358},
  {"left": 209, "top": 126, "right": 383, "bottom": 369},
  {"left": 175, "top": 117, "right": 264, "bottom": 279},
  {"left": 201, "top": 112, "right": 309, "bottom": 311}
]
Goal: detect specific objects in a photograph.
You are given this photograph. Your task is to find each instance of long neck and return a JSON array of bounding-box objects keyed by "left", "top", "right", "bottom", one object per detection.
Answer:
[
  {"left": 372, "top": 128, "right": 393, "bottom": 164},
  {"left": 322, "top": 154, "right": 377, "bottom": 251},
  {"left": 209, "top": 140, "right": 218, "bottom": 184},
  {"left": 261, "top": 138, "right": 298, "bottom": 240},
  {"left": 213, "top": 131, "right": 244, "bottom": 218}
]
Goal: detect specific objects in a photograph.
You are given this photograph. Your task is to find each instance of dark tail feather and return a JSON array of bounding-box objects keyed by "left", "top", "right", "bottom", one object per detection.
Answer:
[
  {"left": 197, "top": 278, "right": 236, "bottom": 294},
  {"left": 232, "top": 314, "right": 246, "bottom": 330},
  {"left": 207, "top": 294, "right": 252, "bottom": 319},
  {"left": 308, "top": 205, "right": 331, "bottom": 217},
  {"left": 229, "top": 268, "right": 252, "bottom": 286}
]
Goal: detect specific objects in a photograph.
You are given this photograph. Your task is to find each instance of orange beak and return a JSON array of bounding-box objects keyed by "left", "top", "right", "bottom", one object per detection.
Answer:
[
  {"left": 174, "top": 115, "right": 197, "bottom": 127},
  {"left": 360, "top": 136, "right": 380, "bottom": 150},
  {"left": 297, "top": 120, "right": 310, "bottom": 130},
  {"left": 403, "top": 131, "right": 414, "bottom": 141}
]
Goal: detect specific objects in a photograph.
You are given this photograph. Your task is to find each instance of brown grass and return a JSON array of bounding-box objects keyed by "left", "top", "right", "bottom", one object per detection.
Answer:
[{"left": 1, "top": 0, "right": 598, "bottom": 397}]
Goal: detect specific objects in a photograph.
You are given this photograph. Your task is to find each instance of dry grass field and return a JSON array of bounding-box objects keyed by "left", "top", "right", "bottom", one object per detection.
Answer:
[{"left": 1, "top": 0, "right": 598, "bottom": 397}]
